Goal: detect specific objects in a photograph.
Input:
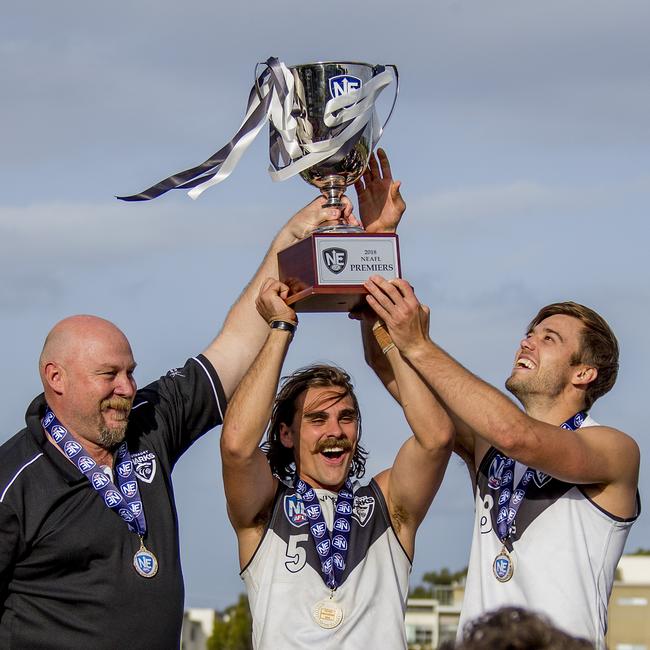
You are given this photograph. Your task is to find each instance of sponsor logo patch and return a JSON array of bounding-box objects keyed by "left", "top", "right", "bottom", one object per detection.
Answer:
[
  {"left": 284, "top": 494, "right": 308, "bottom": 527},
  {"left": 488, "top": 455, "right": 506, "bottom": 489}
]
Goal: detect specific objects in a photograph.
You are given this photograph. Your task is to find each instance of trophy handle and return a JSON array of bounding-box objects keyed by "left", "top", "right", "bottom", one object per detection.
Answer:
[{"left": 379, "top": 64, "right": 400, "bottom": 133}]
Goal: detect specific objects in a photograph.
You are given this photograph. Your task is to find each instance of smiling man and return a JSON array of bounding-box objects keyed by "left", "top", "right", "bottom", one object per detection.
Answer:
[
  {"left": 0, "top": 198, "right": 359, "bottom": 650},
  {"left": 220, "top": 278, "right": 454, "bottom": 649},
  {"left": 363, "top": 277, "right": 640, "bottom": 650}
]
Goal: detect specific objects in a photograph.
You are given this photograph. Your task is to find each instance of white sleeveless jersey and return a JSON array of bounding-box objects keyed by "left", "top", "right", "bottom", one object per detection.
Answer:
[
  {"left": 459, "top": 415, "right": 639, "bottom": 649},
  {"left": 242, "top": 479, "right": 411, "bottom": 650}
]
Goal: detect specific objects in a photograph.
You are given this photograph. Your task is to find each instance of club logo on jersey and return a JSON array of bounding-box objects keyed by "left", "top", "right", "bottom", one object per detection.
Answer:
[
  {"left": 328, "top": 74, "right": 362, "bottom": 99},
  {"left": 104, "top": 490, "right": 123, "bottom": 507},
  {"left": 533, "top": 470, "right": 552, "bottom": 488},
  {"left": 311, "top": 522, "right": 327, "bottom": 538},
  {"left": 78, "top": 456, "right": 96, "bottom": 472},
  {"left": 334, "top": 517, "right": 350, "bottom": 533},
  {"left": 322, "top": 248, "right": 347, "bottom": 274},
  {"left": 352, "top": 495, "right": 375, "bottom": 527},
  {"left": 332, "top": 534, "right": 348, "bottom": 551},
  {"left": 43, "top": 412, "right": 55, "bottom": 427},
  {"left": 488, "top": 454, "right": 506, "bottom": 489},
  {"left": 306, "top": 504, "right": 321, "bottom": 520},
  {"left": 284, "top": 494, "right": 308, "bottom": 527},
  {"left": 316, "top": 540, "right": 331, "bottom": 557},
  {"left": 166, "top": 367, "right": 185, "bottom": 378},
  {"left": 132, "top": 450, "right": 157, "bottom": 484},
  {"left": 121, "top": 480, "right": 138, "bottom": 499},
  {"left": 64, "top": 440, "right": 82, "bottom": 457},
  {"left": 333, "top": 553, "right": 345, "bottom": 571},
  {"left": 116, "top": 461, "right": 133, "bottom": 479},
  {"left": 91, "top": 471, "right": 110, "bottom": 490}
]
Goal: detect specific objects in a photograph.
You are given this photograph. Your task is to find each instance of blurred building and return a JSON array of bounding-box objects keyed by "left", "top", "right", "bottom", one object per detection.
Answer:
[{"left": 182, "top": 608, "right": 215, "bottom": 650}]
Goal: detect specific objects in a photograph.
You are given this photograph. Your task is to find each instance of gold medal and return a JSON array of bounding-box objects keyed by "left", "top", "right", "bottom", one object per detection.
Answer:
[
  {"left": 493, "top": 546, "right": 514, "bottom": 582},
  {"left": 312, "top": 598, "right": 344, "bottom": 629}
]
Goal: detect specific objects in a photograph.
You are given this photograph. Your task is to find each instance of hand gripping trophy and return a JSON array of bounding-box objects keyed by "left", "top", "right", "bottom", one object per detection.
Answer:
[{"left": 118, "top": 57, "right": 400, "bottom": 311}]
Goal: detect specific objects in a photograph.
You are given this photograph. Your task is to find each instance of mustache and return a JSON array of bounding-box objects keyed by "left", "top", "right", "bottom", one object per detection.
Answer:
[
  {"left": 315, "top": 437, "right": 353, "bottom": 454},
  {"left": 100, "top": 397, "right": 132, "bottom": 412}
]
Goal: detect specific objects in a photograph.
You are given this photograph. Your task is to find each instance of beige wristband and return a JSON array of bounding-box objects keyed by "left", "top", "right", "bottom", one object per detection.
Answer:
[{"left": 372, "top": 321, "right": 396, "bottom": 355}]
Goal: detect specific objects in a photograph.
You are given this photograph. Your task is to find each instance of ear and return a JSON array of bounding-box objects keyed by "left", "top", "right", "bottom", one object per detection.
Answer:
[
  {"left": 42, "top": 362, "right": 66, "bottom": 396},
  {"left": 279, "top": 422, "right": 295, "bottom": 449},
  {"left": 572, "top": 365, "right": 597, "bottom": 389}
]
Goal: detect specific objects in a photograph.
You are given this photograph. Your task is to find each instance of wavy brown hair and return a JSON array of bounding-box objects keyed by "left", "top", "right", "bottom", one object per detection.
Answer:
[{"left": 261, "top": 364, "right": 368, "bottom": 483}]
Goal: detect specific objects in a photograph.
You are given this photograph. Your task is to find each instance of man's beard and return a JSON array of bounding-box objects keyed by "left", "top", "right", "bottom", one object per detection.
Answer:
[
  {"left": 505, "top": 371, "right": 565, "bottom": 406},
  {"left": 97, "top": 397, "right": 132, "bottom": 449}
]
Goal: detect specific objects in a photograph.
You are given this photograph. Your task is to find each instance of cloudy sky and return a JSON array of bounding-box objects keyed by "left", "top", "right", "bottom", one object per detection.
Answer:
[{"left": 2, "top": 1, "right": 648, "bottom": 609}]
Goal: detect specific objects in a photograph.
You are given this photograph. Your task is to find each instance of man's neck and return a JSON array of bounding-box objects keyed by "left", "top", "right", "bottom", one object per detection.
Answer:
[{"left": 522, "top": 395, "right": 586, "bottom": 426}]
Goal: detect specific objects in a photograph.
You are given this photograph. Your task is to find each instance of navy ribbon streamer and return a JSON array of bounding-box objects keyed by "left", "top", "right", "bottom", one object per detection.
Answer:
[
  {"left": 495, "top": 411, "right": 587, "bottom": 544},
  {"left": 294, "top": 476, "right": 354, "bottom": 590},
  {"left": 42, "top": 407, "right": 148, "bottom": 537}
]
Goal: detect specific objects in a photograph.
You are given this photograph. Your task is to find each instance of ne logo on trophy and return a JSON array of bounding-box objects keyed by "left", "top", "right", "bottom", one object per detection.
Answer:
[{"left": 117, "top": 57, "right": 400, "bottom": 312}]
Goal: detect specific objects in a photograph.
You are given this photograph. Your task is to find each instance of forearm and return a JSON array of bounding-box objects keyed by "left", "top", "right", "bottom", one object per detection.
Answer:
[
  {"left": 361, "top": 319, "right": 399, "bottom": 401},
  {"left": 386, "top": 347, "right": 454, "bottom": 451},
  {"left": 221, "top": 328, "right": 293, "bottom": 460},
  {"left": 203, "top": 223, "right": 305, "bottom": 399},
  {"left": 404, "top": 339, "right": 527, "bottom": 452}
]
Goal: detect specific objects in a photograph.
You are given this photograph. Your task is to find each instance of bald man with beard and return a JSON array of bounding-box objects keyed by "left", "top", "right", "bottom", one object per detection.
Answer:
[{"left": 0, "top": 198, "right": 373, "bottom": 650}]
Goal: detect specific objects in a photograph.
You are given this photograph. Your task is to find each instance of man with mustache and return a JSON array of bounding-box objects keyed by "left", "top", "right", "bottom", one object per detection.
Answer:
[
  {"left": 363, "top": 276, "right": 640, "bottom": 649},
  {"left": 0, "top": 199, "right": 360, "bottom": 650},
  {"left": 219, "top": 276, "right": 455, "bottom": 649}
]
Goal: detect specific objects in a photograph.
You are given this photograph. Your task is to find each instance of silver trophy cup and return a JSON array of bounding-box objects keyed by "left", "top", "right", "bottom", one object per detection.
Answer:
[{"left": 261, "top": 61, "right": 398, "bottom": 230}]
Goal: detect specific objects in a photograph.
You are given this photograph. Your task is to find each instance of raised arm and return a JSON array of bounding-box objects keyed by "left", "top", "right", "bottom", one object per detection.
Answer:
[
  {"left": 203, "top": 197, "right": 357, "bottom": 399},
  {"left": 220, "top": 279, "right": 298, "bottom": 568},
  {"left": 365, "top": 276, "right": 639, "bottom": 517},
  {"left": 363, "top": 310, "right": 454, "bottom": 559}
]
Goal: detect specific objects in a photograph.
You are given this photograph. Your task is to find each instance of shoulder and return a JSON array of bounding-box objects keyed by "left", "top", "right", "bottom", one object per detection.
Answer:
[{"left": 0, "top": 428, "right": 46, "bottom": 506}]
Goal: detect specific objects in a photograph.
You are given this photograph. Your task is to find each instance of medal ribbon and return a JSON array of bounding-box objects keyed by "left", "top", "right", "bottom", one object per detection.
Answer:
[
  {"left": 495, "top": 411, "right": 587, "bottom": 544},
  {"left": 42, "top": 407, "right": 147, "bottom": 537},
  {"left": 117, "top": 57, "right": 396, "bottom": 201},
  {"left": 294, "top": 477, "right": 354, "bottom": 590}
]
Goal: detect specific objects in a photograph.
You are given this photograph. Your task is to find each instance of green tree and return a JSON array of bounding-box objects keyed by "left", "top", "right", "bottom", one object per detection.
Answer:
[
  {"left": 409, "top": 566, "right": 468, "bottom": 598},
  {"left": 207, "top": 594, "right": 253, "bottom": 650}
]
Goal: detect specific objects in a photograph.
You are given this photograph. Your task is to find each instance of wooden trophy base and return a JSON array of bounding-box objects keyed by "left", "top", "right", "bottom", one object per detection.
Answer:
[{"left": 278, "top": 232, "right": 401, "bottom": 313}]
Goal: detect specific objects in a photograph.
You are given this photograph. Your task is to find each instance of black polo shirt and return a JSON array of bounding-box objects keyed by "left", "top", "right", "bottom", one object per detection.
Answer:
[{"left": 0, "top": 354, "right": 226, "bottom": 649}]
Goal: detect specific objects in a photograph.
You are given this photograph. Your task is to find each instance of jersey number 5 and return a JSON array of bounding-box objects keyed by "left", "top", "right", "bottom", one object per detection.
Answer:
[{"left": 285, "top": 534, "right": 309, "bottom": 573}]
